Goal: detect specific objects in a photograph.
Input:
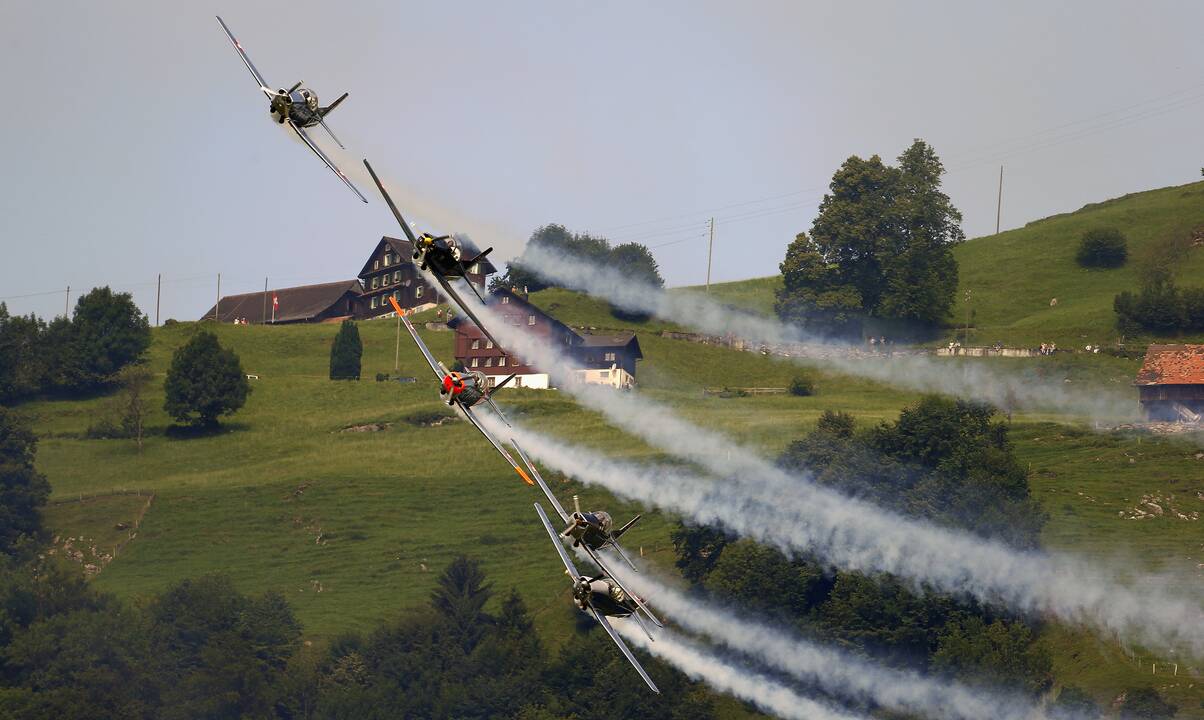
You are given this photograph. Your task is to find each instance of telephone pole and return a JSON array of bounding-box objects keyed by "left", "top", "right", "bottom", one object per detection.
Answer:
[
  {"left": 155, "top": 274, "right": 161, "bottom": 327},
  {"left": 705, "top": 217, "right": 715, "bottom": 293},
  {"left": 995, "top": 165, "right": 1004, "bottom": 234},
  {"left": 215, "top": 273, "right": 221, "bottom": 321},
  {"left": 64, "top": 285, "right": 70, "bottom": 318},
  {"left": 394, "top": 315, "right": 402, "bottom": 372},
  {"left": 262, "top": 277, "right": 268, "bottom": 325}
]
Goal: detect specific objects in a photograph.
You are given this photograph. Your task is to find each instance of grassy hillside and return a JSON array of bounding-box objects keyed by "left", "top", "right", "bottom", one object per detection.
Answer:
[
  {"left": 668, "top": 180, "right": 1204, "bottom": 349},
  {"left": 22, "top": 309, "right": 1204, "bottom": 714}
]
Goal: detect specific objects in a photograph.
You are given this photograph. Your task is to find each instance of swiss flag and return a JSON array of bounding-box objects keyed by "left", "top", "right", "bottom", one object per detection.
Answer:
[{"left": 272, "top": 294, "right": 279, "bottom": 309}]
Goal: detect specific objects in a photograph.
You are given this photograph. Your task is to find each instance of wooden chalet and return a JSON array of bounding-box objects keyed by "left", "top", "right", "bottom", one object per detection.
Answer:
[
  {"left": 574, "top": 331, "right": 643, "bottom": 389},
  {"left": 1134, "top": 344, "right": 1204, "bottom": 422},
  {"left": 448, "top": 288, "right": 579, "bottom": 389},
  {"left": 355, "top": 236, "right": 496, "bottom": 320},
  {"left": 448, "top": 289, "right": 643, "bottom": 390},
  {"left": 200, "top": 280, "right": 361, "bottom": 324}
]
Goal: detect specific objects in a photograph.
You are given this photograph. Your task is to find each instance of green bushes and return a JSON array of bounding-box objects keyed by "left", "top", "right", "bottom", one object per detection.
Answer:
[
  {"left": 0, "top": 288, "right": 150, "bottom": 402},
  {"left": 1115, "top": 281, "right": 1204, "bottom": 334},
  {"left": 1075, "top": 228, "right": 1127, "bottom": 268},
  {"left": 789, "top": 374, "right": 816, "bottom": 396}
]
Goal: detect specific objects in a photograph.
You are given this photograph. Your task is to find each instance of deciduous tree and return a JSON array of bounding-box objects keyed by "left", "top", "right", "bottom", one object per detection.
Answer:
[{"left": 163, "top": 331, "right": 249, "bottom": 427}]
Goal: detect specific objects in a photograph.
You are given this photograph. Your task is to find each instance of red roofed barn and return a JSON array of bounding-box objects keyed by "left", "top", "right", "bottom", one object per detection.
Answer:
[{"left": 1134, "top": 344, "right": 1204, "bottom": 422}]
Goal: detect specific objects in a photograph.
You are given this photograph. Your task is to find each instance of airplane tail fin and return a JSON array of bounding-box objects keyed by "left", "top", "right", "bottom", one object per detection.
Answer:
[
  {"left": 319, "top": 92, "right": 348, "bottom": 117},
  {"left": 613, "top": 514, "right": 641, "bottom": 540}
]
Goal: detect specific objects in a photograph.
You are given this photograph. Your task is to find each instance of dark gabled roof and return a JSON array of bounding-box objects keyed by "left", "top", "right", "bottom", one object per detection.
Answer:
[
  {"left": 1135, "top": 344, "right": 1204, "bottom": 386},
  {"left": 200, "top": 280, "right": 361, "bottom": 324},
  {"left": 357, "top": 236, "right": 414, "bottom": 279},
  {"left": 448, "top": 287, "right": 575, "bottom": 338},
  {"left": 357, "top": 235, "right": 498, "bottom": 279},
  {"left": 578, "top": 331, "right": 643, "bottom": 358}
]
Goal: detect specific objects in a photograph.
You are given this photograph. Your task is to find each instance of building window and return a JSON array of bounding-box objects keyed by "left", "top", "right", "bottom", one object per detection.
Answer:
[
  {"left": 393, "top": 290, "right": 400, "bottom": 300},
  {"left": 382, "top": 254, "right": 390, "bottom": 267},
  {"left": 472, "top": 339, "right": 480, "bottom": 350},
  {"left": 373, "top": 260, "right": 379, "bottom": 270},
  {"left": 527, "top": 314, "right": 536, "bottom": 326},
  {"left": 393, "top": 270, "right": 401, "bottom": 283},
  {"left": 471, "top": 358, "right": 479, "bottom": 368},
  {"left": 371, "top": 297, "right": 378, "bottom": 309},
  {"left": 502, "top": 296, "right": 510, "bottom": 304},
  {"left": 605, "top": 352, "right": 616, "bottom": 362},
  {"left": 383, "top": 275, "right": 390, "bottom": 286},
  {"left": 416, "top": 286, "right": 424, "bottom": 298},
  {"left": 469, "top": 263, "right": 479, "bottom": 274},
  {"left": 371, "top": 277, "right": 379, "bottom": 289},
  {"left": 485, "top": 340, "right": 493, "bottom": 349},
  {"left": 499, "top": 356, "right": 507, "bottom": 367},
  {"left": 515, "top": 376, "right": 523, "bottom": 388},
  {"left": 485, "top": 357, "right": 493, "bottom": 367}
]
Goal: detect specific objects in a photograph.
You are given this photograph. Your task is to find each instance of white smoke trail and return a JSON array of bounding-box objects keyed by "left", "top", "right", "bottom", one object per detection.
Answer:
[
  {"left": 613, "top": 622, "right": 871, "bottom": 720},
  {"left": 516, "top": 244, "right": 1139, "bottom": 422},
  {"left": 611, "top": 568, "right": 1097, "bottom": 720},
  {"left": 477, "top": 410, "right": 1204, "bottom": 660}
]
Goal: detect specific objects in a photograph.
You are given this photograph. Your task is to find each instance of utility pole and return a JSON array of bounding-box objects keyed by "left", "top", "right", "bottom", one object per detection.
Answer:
[
  {"left": 155, "top": 274, "right": 161, "bottom": 327},
  {"left": 262, "top": 277, "right": 268, "bottom": 325},
  {"left": 394, "top": 315, "right": 402, "bottom": 372},
  {"left": 215, "top": 273, "right": 221, "bottom": 321},
  {"left": 64, "top": 285, "right": 70, "bottom": 318},
  {"left": 963, "top": 288, "right": 972, "bottom": 347},
  {"left": 705, "top": 217, "right": 715, "bottom": 293},
  {"left": 995, "top": 165, "right": 1004, "bottom": 234}
]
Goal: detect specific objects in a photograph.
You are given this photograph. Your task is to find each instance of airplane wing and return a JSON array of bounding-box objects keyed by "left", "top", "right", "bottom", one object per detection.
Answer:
[
  {"left": 590, "top": 607, "right": 661, "bottom": 694},
  {"left": 513, "top": 441, "right": 570, "bottom": 523},
  {"left": 580, "top": 544, "right": 663, "bottom": 629},
  {"left": 460, "top": 404, "right": 533, "bottom": 486},
  {"left": 434, "top": 275, "right": 504, "bottom": 350},
  {"left": 287, "top": 121, "right": 368, "bottom": 203},
  {"left": 216, "top": 16, "right": 273, "bottom": 96},
  {"left": 390, "top": 298, "right": 445, "bottom": 383},
  {"left": 363, "top": 159, "right": 420, "bottom": 243},
  {"left": 535, "top": 503, "right": 582, "bottom": 578}
]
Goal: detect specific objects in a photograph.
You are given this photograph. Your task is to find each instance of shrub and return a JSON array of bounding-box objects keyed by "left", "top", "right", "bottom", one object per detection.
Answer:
[
  {"left": 1076, "top": 228, "right": 1127, "bottom": 268},
  {"left": 789, "top": 374, "right": 816, "bottom": 396},
  {"left": 164, "top": 330, "right": 249, "bottom": 427},
  {"left": 329, "top": 320, "right": 362, "bottom": 380}
]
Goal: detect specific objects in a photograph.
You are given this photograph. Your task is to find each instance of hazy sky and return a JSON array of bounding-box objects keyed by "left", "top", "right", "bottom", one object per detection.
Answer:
[{"left": 2, "top": 1, "right": 1202, "bottom": 322}]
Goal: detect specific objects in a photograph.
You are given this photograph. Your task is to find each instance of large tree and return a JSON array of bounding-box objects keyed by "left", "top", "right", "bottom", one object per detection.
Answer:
[
  {"left": 163, "top": 331, "right": 249, "bottom": 427},
  {"left": 776, "top": 140, "right": 963, "bottom": 335},
  {"left": 495, "top": 224, "right": 615, "bottom": 292},
  {"left": 68, "top": 287, "right": 152, "bottom": 390}
]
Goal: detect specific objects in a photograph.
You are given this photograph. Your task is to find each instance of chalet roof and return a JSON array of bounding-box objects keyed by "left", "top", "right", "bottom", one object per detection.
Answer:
[
  {"left": 448, "top": 287, "right": 575, "bottom": 338},
  {"left": 357, "top": 235, "right": 498, "bottom": 279},
  {"left": 578, "top": 331, "right": 643, "bottom": 358},
  {"left": 199, "top": 279, "right": 361, "bottom": 324},
  {"left": 1134, "top": 344, "right": 1204, "bottom": 386}
]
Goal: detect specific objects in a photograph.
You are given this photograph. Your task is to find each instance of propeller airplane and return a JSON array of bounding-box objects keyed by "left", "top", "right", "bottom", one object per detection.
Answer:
[{"left": 216, "top": 16, "right": 367, "bottom": 202}]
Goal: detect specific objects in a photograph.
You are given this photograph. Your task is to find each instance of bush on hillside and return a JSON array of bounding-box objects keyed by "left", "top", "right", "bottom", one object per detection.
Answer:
[
  {"left": 164, "top": 330, "right": 249, "bottom": 427},
  {"left": 1075, "top": 228, "right": 1128, "bottom": 268},
  {"left": 1119, "top": 687, "right": 1177, "bottom": 719},
  {"left": 789, "top": 374, "right": 816, "bottom": 396},
  {"left": 1114, "top": 280, "right": 1204, "bottom": 335},
  {"left": 329, "top": 320, "right": 362, "bottom": 380}
]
